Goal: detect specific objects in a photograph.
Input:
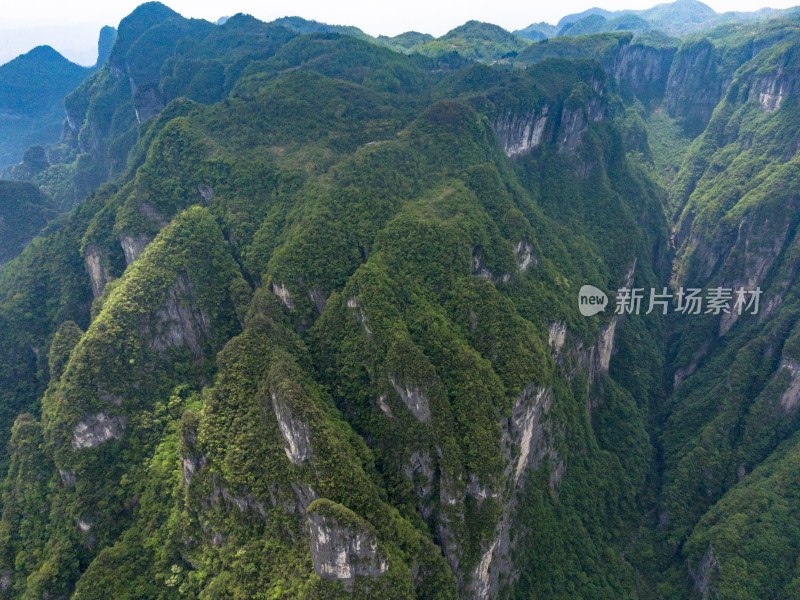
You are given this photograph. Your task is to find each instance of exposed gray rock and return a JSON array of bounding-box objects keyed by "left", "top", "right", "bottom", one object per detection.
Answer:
[
  {"left": 664, "top": 38, "right": 723, "bottom": 130},
  {"left": 557, "top": 105, "right": 588, "bottom": 155},
  {"left": 515, "top": 241, "right": 536, "bottom": 271},
  {"left": 347, "top": 296, "right": 372, "bottom": 335},
  {"left": 403, "top": 451, "right": 434, "bottom": 505},
  {"left": 272, "top": 282, "right": 294, "bottom": 310},
  {"left": 471, "top": 249, "right": 510, "bottom": 284},
  {"left": 84, "top": 244, "right": 109, "bottom": 299},
  {"left": 779, "top": 357, "right": 800, "bottom": 413},
  {"left": 271, "top": 392, "right": 312, "bottom": 465},
  {"left": 59, "top": 469, "right": 76, "bottom": 487},
  {"left": 146, "top": 274, "right": 211, "bottom": 358},
  {"left": 218, "top": 486, "right": 267, "bottom": 518},
  {"left": 76, "top": 519, "right": 92, "bottom": 533},
  {"left": 139, "top": 202, "right": 168, "bottom": 228},
  {"left": 493, "top": 108, "right": 549, "bottom": 157},
  {"left": 590, "top": 260, "right": 636, "bottom": 385},
  {"left": 508, "top": 385, "right": 554, "bottom": 482},
  {"left": 308, "top": 288, "right": 327, "bottom": 314},
  {"left": 613, "top": 42, "right": 676, "bottom": 100},
  {"left": 377, "top": 394, "right": 392, "bottom": 417},
  {"left": 470, "top": 384, "right": 556, "bottom": 599},
  {"left": 133, "top": 85, "right": 164, "bottom": 123},
  {"left": 390, "top": 376, "right": 431, "bottom": 422},
  {"left": 548, "top": 321, "right": 568, "bottom": 359},
  {"left": 747, "top": 54, "right": 800, "bottom": 113},
  {"left": 307, "top": 508, "right": 388, "bottom": 590},
  {"left": 690, "top": 544, "right": 719, "bottom": 600},
  {"left": 71, "top": 413, "right": 126, "bottom": 450},
  {"left": 198, "top": 185, "right": 214, "bottom": 203},
  {"left": 120, "top": 233, "right": 152, "bottom": 265},
  {"left": 182, "top": 456, "right": 206, "bottom": 486},
  {"left": 289, "top": 481, "right": 318, "bottom": 515}
]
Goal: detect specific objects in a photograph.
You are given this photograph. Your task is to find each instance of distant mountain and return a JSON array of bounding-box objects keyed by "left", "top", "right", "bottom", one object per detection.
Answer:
[
  {"left": 0, "top": 27, "right": 115, "bottom": 171},
  {"left": 520, "top": 0, "right": 794, "bottom": 41},
  {"left": 558, "top": 13, "right": 652, "bottom": 36},
  {"left": 513, "top": 22, "right": 559, "bottom": 41},
  {"left": 270, "top": 16, "right": 372, "bottom": 41},
  {"left": 0, "top": 46, "right": 90, "bottom": 170},
  {"left": 386, "top": 21, "right": 530, "bottom": 61},
  {"left": 377, "top": 31, "right": 435, "bottom": 50}
]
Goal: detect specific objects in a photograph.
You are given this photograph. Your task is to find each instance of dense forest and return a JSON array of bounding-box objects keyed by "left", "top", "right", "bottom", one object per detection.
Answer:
[{"left": 0, "top": 1, "right": 799, "bottom": 598}]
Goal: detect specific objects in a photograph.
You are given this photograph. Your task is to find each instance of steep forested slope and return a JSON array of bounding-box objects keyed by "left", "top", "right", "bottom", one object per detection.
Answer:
[
  {"left": 0, "top": 4, "right": 671, "bottom": 598},
  {"left": 0, "top": 181, "right": 56, "bottom": 266},
  {"left": 1, "top": 3, "right": 800, "bottom": 599}
]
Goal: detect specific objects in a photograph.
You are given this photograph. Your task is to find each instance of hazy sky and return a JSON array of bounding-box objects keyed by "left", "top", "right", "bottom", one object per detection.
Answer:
[{"left": 2, "top": 0, "right": 799, "bottom": 65}]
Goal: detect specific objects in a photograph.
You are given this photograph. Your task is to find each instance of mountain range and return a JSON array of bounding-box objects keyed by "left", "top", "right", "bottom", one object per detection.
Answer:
[{"left": 0, "top": 0, "right": 799, "bottom": 598}]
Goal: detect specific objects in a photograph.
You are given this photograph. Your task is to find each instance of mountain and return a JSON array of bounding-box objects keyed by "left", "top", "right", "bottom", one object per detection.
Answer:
[
  {"left": 0, "top": 26, "right": 116, "bottom": 172},
  {"left": 1, "top": 2, "right": 800, "bottom": 599},
  {"left": 377, "top": 31, "right": 436, "bottom": 50},
  {"left": 512, "top": 22, "right": 559, "bottom": 42},
  {"left": 0, "top": 46, "right": 91, "bottom": 170},
  {"left": 270, "top": 16, "right": 373, "bottom": 40},
  {"left": 558, "top": 13, "right": 652, "bottom": 37},
  {"left": 519, "top": 0, "right": 795, "bottom": 42}
]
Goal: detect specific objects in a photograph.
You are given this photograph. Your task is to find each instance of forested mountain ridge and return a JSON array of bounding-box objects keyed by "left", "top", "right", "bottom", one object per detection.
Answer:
[{"left": 0, "top": 2, "right": 799, "bottom": 599}]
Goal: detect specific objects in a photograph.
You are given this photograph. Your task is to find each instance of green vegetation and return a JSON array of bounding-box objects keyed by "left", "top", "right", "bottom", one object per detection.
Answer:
[
  {"left": 0, "top": 180, "right": 57, "bottom": 265},
  {"left": 0, "top": 3, "right": 800, "bottom": 599}
]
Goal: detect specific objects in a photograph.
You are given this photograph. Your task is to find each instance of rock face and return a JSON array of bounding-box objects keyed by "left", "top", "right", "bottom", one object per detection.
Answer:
[
  {"left": 389, "top": 376, "right": 431, "bottom": 422},
  {"left": 515, "top": 241, "right": 535, "bottom": 271},
  {"left": 307, "top": 503, "right": 388, "bottom": 590},
  {"left": 747, "top": 58, "right": 800, "bottom": 113},
  {"left": 132, "top": 84, "right": 164, "bottom": 124},
  {"left": 613, "top": 42, "right": 677, "bottom": 101},
  {"left": 779, "top": 358, "right": 800, "bottom": 414},
  {"left": 146, "top": 274, "right": 211, "bottom": 358},
  {"left": 493, "top": 109, "right": 550, "bottom": 157},
  {"left": 468, "top": 385, "right": 556, "bottom": 599},
  {"left": 59, "top": 469, "right": 76, "bottom": 487},
  {"left": 664, "top": 38, "right": 722, "bottom": 130},
  {"left": 271, "top": 392, "right": 311, "bottom": 465},
  {"left": 547, "top": 321, "right": 568, "bottom": 358},
  {"left": 271, "top": 282, "right": 294, "bottom": 310},
  {"left": 690, "top": 544, "right": 719, "bottom": 600},
  {"left": 557, "top": 104, "right": 588, "bottom": 155},
  {"left": 84, "top": 244, "right": 109, "bottom": 298},
  {"left": 71, "top": 412, "right": 126, "bottom": 450},
  {"left": 120, "top": 233, "right": 152, "bottom": 265}
]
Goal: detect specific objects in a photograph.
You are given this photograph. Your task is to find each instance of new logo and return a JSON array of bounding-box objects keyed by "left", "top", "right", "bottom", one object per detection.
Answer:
[{"left": 578, "top": 285, "right": 608, "bottom": 316}]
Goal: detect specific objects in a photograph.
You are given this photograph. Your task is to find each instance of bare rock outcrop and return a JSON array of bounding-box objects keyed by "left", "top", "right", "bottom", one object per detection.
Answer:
[
  {"left": 306, "top": 500, "right": 388, "bottom": 590},
  {"left": 84, "top": 245, "right": 109, "bottom": 298},
  {"left": 71, "top": 412, "right": 126, "bottom": 450},
  {"left": 271, "top": 392, "right": 312, "bottom": 466},
  {"left": 145, "top": 274, "right": 211, "bottom": 358}
]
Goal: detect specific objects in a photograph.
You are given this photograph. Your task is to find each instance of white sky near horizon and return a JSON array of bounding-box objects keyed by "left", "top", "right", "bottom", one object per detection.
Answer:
[{"left": 1, "top": 0, "right": 799, "bottom": 65}]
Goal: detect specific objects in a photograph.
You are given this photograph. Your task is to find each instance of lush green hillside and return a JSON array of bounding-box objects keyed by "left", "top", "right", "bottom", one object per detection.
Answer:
[
  {"left": 381, "top": 21, "right": 531, "bottom": 62},
  {"left": 0, "top": 3, "right": 670, "bottom": 597},
  {"left": 0, "top": 180, "right": 56, "bottom": 265},
  {"left": 1, "top": 3, "right": 800, "bottom": 599}
]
